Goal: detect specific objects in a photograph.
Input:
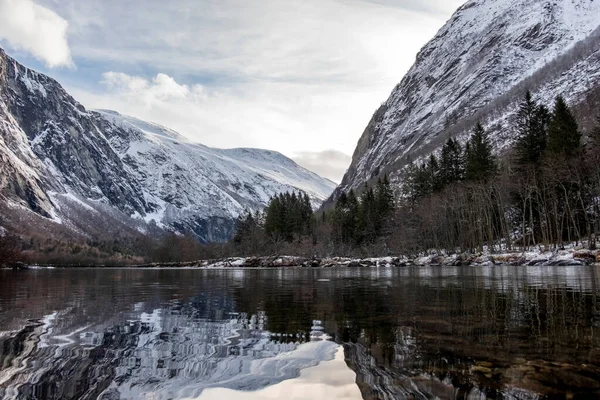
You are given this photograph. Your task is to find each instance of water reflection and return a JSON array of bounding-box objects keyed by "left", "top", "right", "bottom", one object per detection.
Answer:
[
  {"left": 0, "top": 266, "right": 600, "bottom": 399},
  {"left": 195, "top": 345, "right": 362, "bottom": 400}
]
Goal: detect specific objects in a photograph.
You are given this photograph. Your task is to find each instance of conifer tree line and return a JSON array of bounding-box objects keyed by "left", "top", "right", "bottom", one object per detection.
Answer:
[
  {"left": 393, "top": 92, "right": 600, "bottom": 254},
  {"left": 232, "top": 92, "right": 600, "bottom": 257},
  {"left": 329, "top": 176, "right": 395, "bottom": 246},
  {"left": 232, "top": 178, "right": 396, "bottom": 256},
  {"left": 233, "top": 191, "right": 315, "bottom": 254},
  {"left": 403, "top": 121, "right": 497, "bottom": 201}
]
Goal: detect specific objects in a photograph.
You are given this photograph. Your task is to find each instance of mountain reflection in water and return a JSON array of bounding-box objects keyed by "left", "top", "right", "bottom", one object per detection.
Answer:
[{"left": 0, "top": 266, "right": 599, "bottom": 399}]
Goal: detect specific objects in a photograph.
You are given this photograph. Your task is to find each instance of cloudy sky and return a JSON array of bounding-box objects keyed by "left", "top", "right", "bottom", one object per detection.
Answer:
[{"left": 0, "top": 0, "right": 464, "bottom": 182}]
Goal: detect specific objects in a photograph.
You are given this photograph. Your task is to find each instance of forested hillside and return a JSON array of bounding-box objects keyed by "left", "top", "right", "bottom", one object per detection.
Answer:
[{"left": 232, "top": 93, "right": 600, "bottom": 258}]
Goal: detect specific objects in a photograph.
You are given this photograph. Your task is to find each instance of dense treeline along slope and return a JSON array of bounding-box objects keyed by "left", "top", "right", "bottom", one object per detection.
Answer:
[
  {"left": 233, "top": 94, "right": 600, "bottom": 258},
  {"left": 331, "top": 0, "right": 600, "bottom": 202},
  {"left": 0, "top": 47, "right": 335, "bottom": 259},
  {"left": 232, "top": 178, "right": 395, "bottom": 256},
  {"left": 391, "top": 93, "right": 600, "bottom": 254}
]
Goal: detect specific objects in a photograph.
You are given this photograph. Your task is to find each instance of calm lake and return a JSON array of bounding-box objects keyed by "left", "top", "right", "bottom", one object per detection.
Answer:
[{"left": 1, "top": 266, "right": 600, "bottom": 399}]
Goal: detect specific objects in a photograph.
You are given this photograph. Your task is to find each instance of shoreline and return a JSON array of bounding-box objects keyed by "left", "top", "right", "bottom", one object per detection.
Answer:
[{"left": 5, "top": 248, "right": 600, "bottom": 270}]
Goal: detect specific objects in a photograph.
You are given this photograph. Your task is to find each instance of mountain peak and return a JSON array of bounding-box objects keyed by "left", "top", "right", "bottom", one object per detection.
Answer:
[
  {"left": 0, "top": 50, "right": 335, "bottom": 242},
  {"left": 334, "top": 0, "right": 600, "bottom": 197}
]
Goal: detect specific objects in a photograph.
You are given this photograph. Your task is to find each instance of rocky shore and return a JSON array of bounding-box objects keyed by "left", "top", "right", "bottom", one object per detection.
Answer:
[
  {"left": 6, "top": 248, "right": 599, "bottom": 269},
  {"left": 139, "top": 248, "right": 600, "bottom": 269}
]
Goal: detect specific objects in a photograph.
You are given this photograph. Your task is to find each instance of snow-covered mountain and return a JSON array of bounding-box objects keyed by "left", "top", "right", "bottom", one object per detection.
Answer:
[
  {"left": 0, "top": 48, "right": 335, "bottom": 242},
  {"left": 334, "top": 0, "right": 600, "bottom": 198}
]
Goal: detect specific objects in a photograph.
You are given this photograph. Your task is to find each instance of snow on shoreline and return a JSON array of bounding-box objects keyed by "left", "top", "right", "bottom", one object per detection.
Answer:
[
  {"left": 190, "top": 249, "right": 598, "bottom": 269},
  {"left": 7, "top": 247, "right": 600, "bottom": 270}
]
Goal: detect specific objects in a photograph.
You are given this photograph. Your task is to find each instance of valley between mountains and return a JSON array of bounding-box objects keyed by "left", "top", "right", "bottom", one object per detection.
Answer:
[{"left": 2, "top": 0, "right": 600, "bottom": 264}]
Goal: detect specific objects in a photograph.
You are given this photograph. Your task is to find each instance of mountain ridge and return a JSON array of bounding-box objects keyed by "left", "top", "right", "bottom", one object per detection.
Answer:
[
  {"left": 0, "top": 47, "right": 335, "bottom": 242},
  {"left": 332, "top": 0, "right": 600, "bottom": 200}
]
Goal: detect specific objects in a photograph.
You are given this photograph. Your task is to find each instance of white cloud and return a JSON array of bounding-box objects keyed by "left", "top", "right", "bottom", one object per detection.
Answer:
[
  {"left": 34, "top": 0, "right": 465, "bottom": 177},
  {"left": 292, "top": 150, "right": 352, "bottom": 183},
  {"left": 101, "top": 72, "right": 193, "bottom": 105},
  {"left": 0, "top": 0, "right": 72, "bottom": 68},
  {"left": 73, "top": 70, "right": 383, "bottom": 158},
  {"left": 101, "top": 72, "right": 148, "bottom": 92}
]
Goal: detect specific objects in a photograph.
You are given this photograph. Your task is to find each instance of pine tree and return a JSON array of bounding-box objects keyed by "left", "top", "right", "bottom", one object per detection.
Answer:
[
  {"left": 403, "top": 160, "right": 421, "bottom": 204},
  {"left": 302, "top": 192, "right": 313, "bottom": 236},
  {"left": 439, "top": 138, "right": 464, "bottom": 186},
  {"left": 515, "top": 91, "right": 549, "bottom": 166},
  {"left": 264, "top": 191, "right": 314, "bottom": 242},
  {"left": 465, "top": 122, "right": 496, "bottom": 182},
  {"left": 376, "top": 175, "right": 394, "bottom": 217},
  {"left": 358, "top": 184, "right": 377, "bottom": 243},
  {"left": 333, "top": 191, "right": 358, "bottom": 244},
  {"left": 347, "top": 190, "right": 360, "bottom": 243},
  {"left": 547, "top": 96, "right": 581, "bottom": 157},
  {"left": 233, "top": 210, "right": 262, "bottom": 245},
  {"left": 415, "top": 164, "right": 432, "bottom": 197},
  {"left": 427, "top": 154, "right": 442, "bottom": 192},
  {"left": 375, "top": 175, "right": 395, "bottom": 237}
]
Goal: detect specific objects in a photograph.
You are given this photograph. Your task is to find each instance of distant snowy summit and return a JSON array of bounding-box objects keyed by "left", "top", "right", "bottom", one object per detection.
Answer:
[
  {"left": 332, "top": 0, "right": 600, "bottom": 201},
  {"left": 0, "top": 48, "right": 335, "bottom": 242}
]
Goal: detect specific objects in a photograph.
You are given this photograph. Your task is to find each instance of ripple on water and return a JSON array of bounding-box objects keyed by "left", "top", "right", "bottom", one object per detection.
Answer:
[{"left": 1, "top": 266, "right": 600, "bottom": 399}]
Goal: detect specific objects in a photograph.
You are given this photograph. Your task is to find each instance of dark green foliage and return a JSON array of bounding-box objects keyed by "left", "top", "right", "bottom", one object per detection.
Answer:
[
  {"left": 427, "top": 154, "right": 442, "bottom": 192},
  {"left": 547, "top": 96, "right": 581, "bottom": 157},
  {"left": 333, "top": 176, "right": 395, "bottom": 246},
  {"left": 512, "top": 92, "right": 549, "bottom": 242},
  {"left": 233, "top": 210, "right": 263, "bottom": 244},
  {"left": 332, "top": 190, "right": 359, "bottom": 244},
  {"left": 402, "top": 160, "right": 421, "bottom": 203},
  {"left": 404, "top": 123, "right": 495, "bottom": 203},
  {"left": 232, "top": 190, "right": 315, "bottom": 248},
  {"left": 376, "top": 175, "right": 395, "bottom": 217},
  {"left": 357, "top": 184, "right": 377, "bottom": 243},
  {"left": 403, "top": 158, "right": 439, "bottom": 200},
  {"left": 439, "top": 138, "right": 464, "bottom": 186},
  {"left": 465, "top": 122, "right": 496, "bottom": 182},
  {"left": 264, "top": 191, "right": 313, "bottom": 242},
  {"left": 515, "top": 91, "right": 549, "bottom": 166}
]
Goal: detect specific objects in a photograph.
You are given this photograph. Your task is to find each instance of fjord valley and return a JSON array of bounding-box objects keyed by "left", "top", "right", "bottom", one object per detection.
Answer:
[
  {"left": 2, "top": 0, "right": 600, "bottom": 398},
  {"left": 2, "top": 0, "right": 600, "bottom": 264},
  {"left": 234, "top": 0, "right": 600, "bottom": 261},
  {"left": 0, "top": 47, "right": 335, "bottom": 264}
]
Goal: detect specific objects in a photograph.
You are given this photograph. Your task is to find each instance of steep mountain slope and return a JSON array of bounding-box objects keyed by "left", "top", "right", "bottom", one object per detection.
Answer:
[
  {"left": 335, "top": 0, "right": 600, "bottom": 197},
  {"left": 0, "top": 48, "right": 335, "bottom": 242},
  {"left": 95, "top": 110, "right": 335, "bottom": 241}
]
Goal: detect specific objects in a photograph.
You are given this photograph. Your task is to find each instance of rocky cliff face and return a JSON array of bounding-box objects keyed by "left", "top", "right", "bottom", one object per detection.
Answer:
[
  {"left": 334, "top": 0, "right": 600, "bottom": 198},
  {"left": 0, "top": 48, "right": 335, "bottom": 242},
  {"left": 0, "top": 49, "right": 148, "bottom": 218},
  {"left": 95, "top": 110, "right": 336, "bottom": 242}
]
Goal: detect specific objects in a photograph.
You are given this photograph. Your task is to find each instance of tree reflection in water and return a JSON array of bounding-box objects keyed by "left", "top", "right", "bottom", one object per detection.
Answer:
[{"left": 0, "top": 266, "right": 599, "bottom": 399}]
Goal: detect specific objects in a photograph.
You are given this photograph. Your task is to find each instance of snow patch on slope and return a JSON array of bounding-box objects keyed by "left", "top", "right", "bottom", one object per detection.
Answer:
[
  {"left": 1, "top": 45, "right": 335, "bottom": 241},
  {"left": 96, "top": 110, "right": 335, "bottom": 227}
]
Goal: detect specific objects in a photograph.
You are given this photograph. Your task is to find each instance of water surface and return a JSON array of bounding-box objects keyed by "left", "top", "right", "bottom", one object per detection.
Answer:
[{"left": 1, "top": 266, "right": 600, "bottom": 399}]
